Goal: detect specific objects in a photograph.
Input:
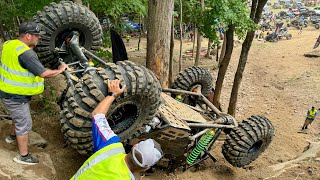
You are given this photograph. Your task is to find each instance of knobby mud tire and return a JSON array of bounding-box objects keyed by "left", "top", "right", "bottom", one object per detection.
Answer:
[
  {"left": 171, "top": 66, "right": 214, "bottom": 95},
  {"left": 286, "top": 34, "right": 292, "bottom": 40},
  {"left": 60, "top": 61, "right": 161, "bottom": 154},
  {"left": 222, "top": 115, "right": 275, "bottom": 167},
  {"left": 171, "top": 66, "right": 214, "bottom": 107},
  {"left": 34, "top": 1, "right": 102, "bottom": 68}
]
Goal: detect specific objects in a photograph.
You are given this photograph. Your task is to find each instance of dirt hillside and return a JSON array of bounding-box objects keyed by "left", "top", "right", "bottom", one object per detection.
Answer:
[{"left": 1, "top": 26, "right": 320, "bottom": 180}]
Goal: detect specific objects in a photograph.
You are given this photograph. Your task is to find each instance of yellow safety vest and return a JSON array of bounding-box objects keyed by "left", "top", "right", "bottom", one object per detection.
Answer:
[
  {"left": 0, "top": 40, "right": 44, "bottom": 96},
  {"left": 71, "top": 143, "right": 134, "bottom": 180},
  {"left": 307, "top": 109, "right": 317, "bottom": 119}
]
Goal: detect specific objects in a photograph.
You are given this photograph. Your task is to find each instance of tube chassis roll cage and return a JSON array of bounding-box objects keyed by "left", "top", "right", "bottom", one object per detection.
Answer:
[
  {"left": 161, "top": 88, "right": 238, "bottom": 170},
  {"left": 56, "top": 31, "right": 240, "bottom": 169}
]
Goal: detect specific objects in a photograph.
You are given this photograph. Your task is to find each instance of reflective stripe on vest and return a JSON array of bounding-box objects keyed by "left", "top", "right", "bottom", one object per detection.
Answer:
[
  {"left": 0, "top": 40, "right": 44, "bottom": 95},
  {"left": 74, "top": 147, "right": 125, "bottom": 179},
  {"left": 0, "top": 74, "right": 43, "bottom": 87},
  {"left": 0, "top": 62, "right": 35, "bottom": 77}
]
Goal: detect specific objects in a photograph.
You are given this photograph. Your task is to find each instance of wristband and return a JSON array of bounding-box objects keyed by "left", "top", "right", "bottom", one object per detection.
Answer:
[{"left": 107, "top": 92, "right": 117, "bottom": 98}]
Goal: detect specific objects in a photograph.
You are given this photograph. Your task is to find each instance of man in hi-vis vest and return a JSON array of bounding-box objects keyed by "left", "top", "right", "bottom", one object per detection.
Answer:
[
  {"left": 0, "top": 22, "right": 68, "bottom": 165},
  {"left": 72, "top": 79, "right": 163, "bottom": 180},
  {"left": 302, "top": 106, "right": 318, "bottom": 130}
]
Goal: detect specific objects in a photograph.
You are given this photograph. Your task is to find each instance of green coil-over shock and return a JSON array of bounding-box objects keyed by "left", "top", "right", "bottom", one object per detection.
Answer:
[{"left": 186, "top": 129, "right": 215, "bottom": 165}]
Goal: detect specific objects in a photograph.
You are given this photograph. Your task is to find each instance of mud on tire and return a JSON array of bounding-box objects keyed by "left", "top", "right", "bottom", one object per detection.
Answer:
[
  {"left": 222, "top": 115, "right": 275, "bottom": 167},
  {"left": 60, "top": 61, "right": 161, "bottom": 154},
  {"left": 34, "top": 1, "right": 102, "bottom": 68}
]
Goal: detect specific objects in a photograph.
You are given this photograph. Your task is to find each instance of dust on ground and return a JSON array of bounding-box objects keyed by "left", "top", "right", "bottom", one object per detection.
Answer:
[{"left": 1, "top": 26, "right": 320, "bottom": 180}]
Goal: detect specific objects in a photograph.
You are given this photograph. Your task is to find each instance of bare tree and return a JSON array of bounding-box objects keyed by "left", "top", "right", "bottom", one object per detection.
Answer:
[
  {"left": 228, "top": 0, "right": 267, "bottom": 116},
  {"left": 138, "top": 16, "right": 142, "bottom": 50},
  {"left": 205, "top": 39, "right": 212, "bottom": 58},
  {"left": 178, "top": 0, "right": 183, "bottom": 72},
  {"left": 218, "top": 33, "right": 227, "bottom": 65},
  {"left": 0, "top": 20, "right": 6, "bottom": 41},
  {"left": 213, "top": 24, "right": 235, "bottom": 108},
  {"left": 146, "top": 0, "right": 174, "bottom": 88},
  {"left": 169, "top": 15, "right": 174, "bottom": 86},
  {"left": 192, "top": 27, "right": 196, "bottom": 58},
  {"left": 194, "top": 0, "right": 204, "bottom": 66}
]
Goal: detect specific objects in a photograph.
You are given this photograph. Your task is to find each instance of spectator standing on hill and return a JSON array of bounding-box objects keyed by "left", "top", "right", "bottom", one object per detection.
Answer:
[
  {"left": 0, "top": 22, "right": 68, "bottom": 165},
  {"left": 301, "top": 106, "right": 318, "bottom": 130}
]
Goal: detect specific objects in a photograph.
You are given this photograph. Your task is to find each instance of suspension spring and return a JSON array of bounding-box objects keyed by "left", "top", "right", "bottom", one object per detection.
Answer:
[{"left": 186, "top": 129, "right": 215, "bottom": 165}]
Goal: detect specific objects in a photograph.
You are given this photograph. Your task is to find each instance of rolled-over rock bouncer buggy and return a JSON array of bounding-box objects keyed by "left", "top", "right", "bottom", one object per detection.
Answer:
[{"left": 34, "top": 1, "right": 275, "bottom": 170}]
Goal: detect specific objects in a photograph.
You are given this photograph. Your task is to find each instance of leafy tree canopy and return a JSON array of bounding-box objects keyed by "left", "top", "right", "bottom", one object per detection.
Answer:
[
  {"left": 0, "top": 0, "right": 59, "bottom": 31},
  {"left": 83, "top": 0, "right": 147, "bottom": 23},
  {"left": 178, "top": 0, "right": 255, "bottom": 44}
]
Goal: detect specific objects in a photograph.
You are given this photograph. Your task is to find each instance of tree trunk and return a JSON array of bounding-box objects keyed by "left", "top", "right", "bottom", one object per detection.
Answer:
[
  {"left": 195, "top": 27, "right": 201, "bottom": 66},
  {"left": 216, "top": 44, "right": 219, "bottom": 62},
  {"left": 178, "top": 0, "right": 183, "bottom": 72},
  {"left": 0, "top": 20, "right": 6, "bottom": 41},
  {"left": 194, "top": 0, "right": 204, "bottom": 66},
  {"left": 143, "top": 16, "right": 147, "bottom": 34},
  {"left": 205, "top": 39, "right": 211, "bottom": 58},
  {"left": 169, "top": 16, "right": 174, "bottom": 87},
  {"left": 138, "top": 16, "right": 142, "bottom": 50},
  {"left": 228, "top": 0, "right": 267, "bottom": 116},
  {"left": 213, "top": 25, "right": 235, "bottom": 108},
  {"left": 146, "top": 0, "right": 174, "bottom": 88},
  {"left": 218, "top": 33, "right": 227, "bottom": 65},
  {"left": 192, "top": 27, "right": 196, "bottom": 58}
]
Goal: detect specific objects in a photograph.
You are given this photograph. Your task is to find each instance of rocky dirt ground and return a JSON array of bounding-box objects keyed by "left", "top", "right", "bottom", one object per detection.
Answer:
[{"left": 1, "top": 26, "right": 320, "bottom": 180}]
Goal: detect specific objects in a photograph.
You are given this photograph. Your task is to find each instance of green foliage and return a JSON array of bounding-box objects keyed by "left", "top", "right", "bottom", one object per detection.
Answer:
[
  {"left": 178, "top": 0, "right": 255, "bottom": 44},
  {"left": 97, "top": 48, "right": 113, "bottom": 63},
  {"left": 83, "top": 0, "right": 147, "bottom": 23},
  {"left": 102, "top": 30, "right": 112, "bottom": 48},
  {"left": 0, "top": 0, "right": 58, "bottom": 32},
  {"left": 38, "top": 81, "right": 58, "bottom": 116}
]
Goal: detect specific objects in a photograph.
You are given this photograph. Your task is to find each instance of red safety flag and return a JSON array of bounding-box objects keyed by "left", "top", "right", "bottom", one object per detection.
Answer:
[{"left": 313, "top": 35, "right": 320, "bottom": 49}]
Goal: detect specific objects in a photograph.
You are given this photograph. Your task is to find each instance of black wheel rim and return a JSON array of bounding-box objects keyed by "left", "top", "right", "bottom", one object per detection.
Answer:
[
  {"left": 108, "top": 103, "right": 139, "bottom": 133},
  {"left": 248, "top": 140, "right": 263, "bottom": 154}
]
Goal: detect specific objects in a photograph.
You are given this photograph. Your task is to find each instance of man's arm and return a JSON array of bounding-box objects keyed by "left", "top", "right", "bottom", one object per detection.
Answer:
[
  {"left": 91, "top": 80, "right": 126, "bottom": 117},
  {"left": 39, "top": 64, "right": 68, "bottom": 78},
  {"left": 19, "top": 50, "right": 68, "bottom": 78},
  {"left": 91, "top": 80, "right": 126, "bottom": 152}
]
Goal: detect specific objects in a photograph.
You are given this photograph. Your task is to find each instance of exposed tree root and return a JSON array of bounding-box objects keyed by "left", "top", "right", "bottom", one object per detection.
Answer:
[
  {"left": 264, "top": 164, "right": 298, "bottom": 180},
  {"left": 304, "top": 50, "right": 320, "bottom": 58},
  {"left": 264, "top": 141, "right": 320, "bottom": 179}
]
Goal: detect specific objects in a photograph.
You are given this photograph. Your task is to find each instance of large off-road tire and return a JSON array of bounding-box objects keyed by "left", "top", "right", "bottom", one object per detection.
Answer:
[
  {"left": 33, "top": 1, "right": 102, "bottom": 68},
  {"left": 171, "top": 66, "right": 214, "bottom": 96},
  {"left": 60, "top": 61, "right": 161, "bottom": 154},
  {"left": 222, "top": 115, "right": 275, "bottom": 167},
  {"left": 315, "top": 24, "right": 320, "bottom": 29},
  {"left": 286, "top": 34, "right": 292, "bottom": 40},
  {"left": 171, "top": 66, "right": 214, "bottom": 107},
  {"left": 272, "top": 36, "right": 279, "bottom": 43}
]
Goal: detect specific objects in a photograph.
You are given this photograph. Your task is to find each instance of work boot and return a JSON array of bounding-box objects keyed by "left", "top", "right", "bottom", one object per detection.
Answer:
[
  {"left": 5, "top": 134, "right": 16, "bottom": 144},
  {"left": 13, "top": 153, "right": 39, "bottom": 165}
]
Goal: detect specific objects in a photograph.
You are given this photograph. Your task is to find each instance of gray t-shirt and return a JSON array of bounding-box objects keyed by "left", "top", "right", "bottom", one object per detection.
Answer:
[{"left": 0, "top": 49, "right": 47, "bottom": 102}]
